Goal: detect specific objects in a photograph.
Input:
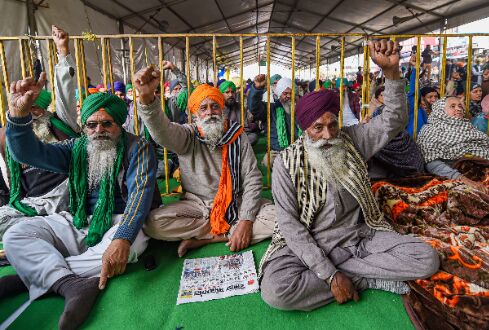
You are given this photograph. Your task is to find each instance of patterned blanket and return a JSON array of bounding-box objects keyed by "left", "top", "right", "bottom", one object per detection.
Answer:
[{"left": 371, "top": 159, "right": 489, "bottom": 329}]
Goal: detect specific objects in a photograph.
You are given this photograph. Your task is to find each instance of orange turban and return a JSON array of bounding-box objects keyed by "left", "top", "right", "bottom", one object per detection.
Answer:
[{"left": 188, "top": 84, "right": 224, "bottom": 114}]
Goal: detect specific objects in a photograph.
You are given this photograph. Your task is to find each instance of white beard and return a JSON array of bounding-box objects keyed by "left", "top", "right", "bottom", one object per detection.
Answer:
[
  {"left": 196, "top": 115, "right": 224, "bottom": 149},
  {"left": 282, "top": 101, "right": 291, "bottom": 114},
  {"left": 304, "top": 133, "right": 349, "bottom": 185},
  {"left": 32, "top": 113, "right": 56, "bottom": 143},
  {"left": 87, "top": 135, "right": 118, "bottom": 191}
]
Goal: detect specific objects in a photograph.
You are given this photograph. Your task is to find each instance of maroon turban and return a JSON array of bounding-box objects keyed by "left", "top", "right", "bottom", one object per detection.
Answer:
[{"left": 295, "top": 90, "right": 340, "bottom": 130}]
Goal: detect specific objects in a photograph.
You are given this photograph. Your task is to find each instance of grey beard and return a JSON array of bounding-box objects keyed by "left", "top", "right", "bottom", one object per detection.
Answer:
[
  {"left": 196, "top": 115, "right": 224, "bottom": 149},
  {"left": 32, "top": 113, "right": 56, "bottom": 143},
  {"left": 87, "top": 135, "right": 118, "bottom": 191},
  {"left": 304, "top": 133, "right": 349, "bottom": 186},
  {"left": 282, "top": 101, "right": 291, "bottom": 114}
]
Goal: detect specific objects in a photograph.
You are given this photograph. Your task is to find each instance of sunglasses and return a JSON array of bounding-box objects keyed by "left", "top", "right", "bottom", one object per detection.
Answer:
[{"left": 85, "top": 120, "right": 115, "bottom": 130}]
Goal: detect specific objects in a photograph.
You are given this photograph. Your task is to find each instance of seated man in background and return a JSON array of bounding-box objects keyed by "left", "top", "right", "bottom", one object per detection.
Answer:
[
  {"left": 259, "top": 39, "right": 439, "bottom": 311},
  {"left": 417, "top": 96, "right": 489, "bottom": 194},
  {"left": 220, "top": 80, "right": 258, "bottom": 146},
  {"left": 134, "top": 67, "right": 275, "bottom": 257},
  {"left": 1, "top": 88, "right": 158, "bottom": 329},
  {"left": 0, "top": 25, "right": 79, "bottom": 240}
]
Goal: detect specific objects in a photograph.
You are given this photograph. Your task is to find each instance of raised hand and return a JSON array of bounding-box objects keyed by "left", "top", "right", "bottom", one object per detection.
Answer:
[
  {"left": 254, "top": 74, "right": 267, "bottom": 89},
  {"left": 161, "top": 60, "right": 175, "bottom": 71},
  {"left": 133, "top": 66, "right": 161, "bottom": 106},
  {"left": 368, "top": 39, "right": 400, "bottom": 80},
  {"left": 9, "top": 73, "right": 47, "bottom": 117},
  {"left": 52, "top": 25, "right": 69, "bottom": 56}
]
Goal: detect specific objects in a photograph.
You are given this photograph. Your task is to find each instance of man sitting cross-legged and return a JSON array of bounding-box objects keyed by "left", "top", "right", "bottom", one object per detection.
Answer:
[
  {"left": 259, "top": 39, "right": 440, "bottom": 311},
  {"left": 133, "top": 66, "right": 275, "bottom": 257},
  {"left": 1, "top": 81, "right": 159, "bottom": 329}
]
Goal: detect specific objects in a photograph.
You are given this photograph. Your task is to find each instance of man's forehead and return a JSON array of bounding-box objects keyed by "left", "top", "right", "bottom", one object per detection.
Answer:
[
  {"left": 312, "top": 112, "right": 338, "bottom": 125},
  {"left": 87, "top": 109, "right": 114, "bottom": 121},
  {"left": 200, "top": 97, "right": 219, "bottom": 106}
]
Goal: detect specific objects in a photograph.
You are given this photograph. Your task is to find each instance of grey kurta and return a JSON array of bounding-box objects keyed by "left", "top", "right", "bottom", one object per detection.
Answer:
[{"left": 260, "top": 78, "right": 440, "bottom": 311}]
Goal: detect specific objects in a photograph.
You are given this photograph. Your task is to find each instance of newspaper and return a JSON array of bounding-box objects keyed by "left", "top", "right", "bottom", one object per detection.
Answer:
[{"left": 176, "top": 251, "right": 259, "bottom": 305}]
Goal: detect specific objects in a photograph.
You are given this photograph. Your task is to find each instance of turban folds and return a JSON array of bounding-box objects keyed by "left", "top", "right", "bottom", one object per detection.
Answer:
[
  {"left": 188, "top": 84, "right": 224, "bottom": 114},
  {"left": 219, "top": 80, "right": 236, "bottom": 94},
  {"left": 113, "top": 81, "right": 125, "bottom": 93},
  {"left": 270, "top": 74, "right": 282, "bottom": 85},
  {"left": 335, "top": 78, "right": 348, "bottom": 89},
  {"left": 275, "top": 78, "right": 292, "bottom": 98},
  {"left": 170, "top": 79, "right": 180, "bottom": 92},
  {"left": 125, "top": 83, "right": 133, "bottom": 93},
  {"left": 295, "top": 90, "right": 340, "bottom": 130},
  {"left": 81, "top": 92, "right": 128, "bottom": 126},
  {"left": 34, "top": 89, "right": 52, "bottom": 110}
]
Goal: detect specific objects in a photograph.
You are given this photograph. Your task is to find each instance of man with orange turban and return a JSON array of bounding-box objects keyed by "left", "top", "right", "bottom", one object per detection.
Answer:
[{"left": 133, "top": 66, "right": 275, "bottom": 257}]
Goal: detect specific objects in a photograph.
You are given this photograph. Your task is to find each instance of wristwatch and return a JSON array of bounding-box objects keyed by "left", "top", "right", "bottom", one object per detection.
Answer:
[{"left": 326, "top": 270, "right": 338, "bottom": 286}]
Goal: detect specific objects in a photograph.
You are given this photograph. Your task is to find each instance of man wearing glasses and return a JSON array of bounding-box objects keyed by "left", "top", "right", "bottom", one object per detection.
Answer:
[{"left": 1, "top": 87, "right": 159, "bottom": 329}]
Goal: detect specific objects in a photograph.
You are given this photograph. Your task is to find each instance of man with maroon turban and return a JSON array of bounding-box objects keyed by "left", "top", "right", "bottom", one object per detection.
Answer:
[
  {"left": 258, "top": 40, "right": 439, "bottom": 311},
  {"left": 133, "top": 66, "right": 275, "bottom": 257}
]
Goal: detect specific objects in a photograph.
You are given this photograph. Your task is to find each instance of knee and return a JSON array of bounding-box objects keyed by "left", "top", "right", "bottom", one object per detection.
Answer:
[
  {"left": 260, "top": 271, "right": 296, "bottom": 310},
  {"left": 3, "top": 221, "right": 32, "bottom": 253},
  {"left": 417, "top": 244, "right": 440, "bottom": 278}
]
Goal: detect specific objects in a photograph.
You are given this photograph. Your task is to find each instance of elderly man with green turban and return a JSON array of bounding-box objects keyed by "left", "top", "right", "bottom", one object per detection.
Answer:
[
  {"left": 2, "top": 84, "right": 159, "bottom": 329},
  {"left": 220, "top": 80, "right": 258, "bottom": 146},
  {"left": 0, "top": 25, "right": 80, "bottom": 241}
]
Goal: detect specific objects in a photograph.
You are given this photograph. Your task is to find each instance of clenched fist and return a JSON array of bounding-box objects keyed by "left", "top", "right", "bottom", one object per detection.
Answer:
[{"left": 133, "top": 66, "right": 160, "bottom": 106}]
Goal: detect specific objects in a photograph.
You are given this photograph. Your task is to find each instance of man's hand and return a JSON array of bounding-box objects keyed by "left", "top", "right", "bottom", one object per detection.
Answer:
[
  {"left": 52, "top": 25, "right": 69, "bottom": 56},
  {"left": 368, "top": 39, "right": 400, "bottom": 80},
  {"left": 133, "top": 66, "right": 160, "bottom": 105},
  {"left": 254, "top": 74, "right": 267, "bottom": 89},
  {"left": 226, "top": 220, "right": 253, "bottom": 252},
  {"left": 99, "top": 239, "right": 131, "bottom": 290},
  {"left": 9, "top": 73, "right": 47, "bottom": 118},
  {"left": 460, "top": 176, "right": 489, "bottom": 195},
  {"left": 161, "top": 60, "right": 175, "bottom": 71},
  {"left": 329, "top": 272, "right": 360, "bottom": 304}
]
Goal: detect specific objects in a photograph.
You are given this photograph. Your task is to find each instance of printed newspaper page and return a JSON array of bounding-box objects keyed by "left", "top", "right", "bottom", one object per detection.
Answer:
[{"left": 177, "top": 251, "right": 259, "bottom": 304}]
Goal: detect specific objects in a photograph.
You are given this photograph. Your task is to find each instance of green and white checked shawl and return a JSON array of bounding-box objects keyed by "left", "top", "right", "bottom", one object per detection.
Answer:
[{"left": 258, "top": 132, "right": 392, "bottom": 276}]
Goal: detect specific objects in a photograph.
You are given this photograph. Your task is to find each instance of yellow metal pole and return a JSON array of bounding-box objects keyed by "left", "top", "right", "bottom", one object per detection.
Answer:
[
  {"left": 74, "top": 38, "right": 84, "bottom": 108},
  {"left": 239, "top": 36, "right": 245, "bottom": 127},
  {"left": 213, "top": 36, "right": 217, "bottom": 86},
  {"left": 0, "top": 75, "right": 5, "bottom": 127},
  {"left": 439, "top": 36, "right": 447, "bottom": 96},
  {"left": 25, "top": 39, "right": 34, "bottom": 78},
  {"left": 291, "top": 36, "right": 296, "bottom": 143},
  {"left": 80, "top": 40, "right": 88, "bottom": 94},
  {"left": 465, "top": 36, "right": 473, "bottom": 115},
  {"left": 129, "top": 37, "right": 139, "bottom": 135},
  {"left": 51, "top": 40, "right": 58, "bottom": 65},
  {"left": 101, "top": 37, "right": 108, "bottom": 89},
  {"left": 366, "top": 44, "right": 371, "bottom": 103},
  {"left": 186, "top": 36, "right": 192, "bottom": 124},
  {"left": 18, "top": 39, "right": 26, "bottom": 79},
  {"left": 47, "top": 40, "right": 56, "bottom": 112},
  {"left": 315, "top": 35, "right": 320, "bottom": 91},
  {"left": 107, "top": 39, "right": 114, "bottom": 94},
  {"left": 266, "top": 37, "right": 271, "bottom": 187},
  {"left": 413, "top": 36, "right": 421, "bottom": 140},
  {"left": 0, "top": 41, "right": 10, "bottom": 99},
  {"left": 339, "top": 37, "right": 345, "bottom": 128},
  {"left": 361, "top": 39, "right": 369, "bottom": 119},
  {"left": 158, "top": 36, "right": 170, "bottom": 195}
]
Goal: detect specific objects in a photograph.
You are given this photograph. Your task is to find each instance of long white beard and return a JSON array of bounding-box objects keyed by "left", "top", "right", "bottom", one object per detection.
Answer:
[
  {"left": 282, "top": 101, "right": 291, "bottom": 114},
  {"left": 304, "top": 133, "right": 349, "bottom": 185},
  {"left": 196, "top": 115, "right": 224, "bottom": 149},
  {"left": 32, "top": 113, "right": 56, "bottom": 143},
  {"left": 87, "top": 135, "right": 118, "bottom": 190}
]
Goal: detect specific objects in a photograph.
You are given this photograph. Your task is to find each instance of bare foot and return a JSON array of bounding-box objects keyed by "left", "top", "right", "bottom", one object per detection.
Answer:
[{"left": 177, "top": 239, "right": 199, "bottom": 257}]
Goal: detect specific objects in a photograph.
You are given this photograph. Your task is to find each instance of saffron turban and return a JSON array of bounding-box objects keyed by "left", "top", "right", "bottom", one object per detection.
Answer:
[
  {"left": 88, "top": 87, "right": 99, "bottom": 95},
  {"left": 275, "top": 78, "right": 292, "bottom": 98},
  {"left": 295, "top": 89, "right": 340, "bottom": 130},
  {"left": 219, "top": 80, "right": 236, "bottom": 94},
  {"left": 113, "top": 81, "right": 125, "bottom": 93},
  {"left": 188, "top": 84, "right": 224, "bottom": 114},
  {"left": 33, "top": 89, "right": 52, "bottom": 110},
  {"left": 80, "top": 92, "right": 128, "bottom": 126}
]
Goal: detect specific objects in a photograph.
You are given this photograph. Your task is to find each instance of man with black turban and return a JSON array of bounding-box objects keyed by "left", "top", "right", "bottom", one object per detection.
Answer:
[
  {"left": 258, "top": 39, "right": 439, "bottom": 311},
  {"left": 1, "top": 82, "right": 159, "bottom": 329}
]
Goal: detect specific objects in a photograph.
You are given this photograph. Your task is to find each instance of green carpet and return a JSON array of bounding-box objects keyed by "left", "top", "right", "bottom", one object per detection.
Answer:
[{"left": 0, "top": 137, "right": 414, "bottom": 329}]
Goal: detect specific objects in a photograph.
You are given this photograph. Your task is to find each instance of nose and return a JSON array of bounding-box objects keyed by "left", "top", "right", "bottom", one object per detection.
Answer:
[
  {"left": 322, "top": 127, "right": 334, "bottom": 140},
  {"left": 95, "top": 123, "right": 106, "bottom": 133}
]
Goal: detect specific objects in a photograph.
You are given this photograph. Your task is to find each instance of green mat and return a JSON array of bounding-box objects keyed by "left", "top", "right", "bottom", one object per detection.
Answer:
[{"left": 0, "top": 137, "right": 414, "bottom": 329}]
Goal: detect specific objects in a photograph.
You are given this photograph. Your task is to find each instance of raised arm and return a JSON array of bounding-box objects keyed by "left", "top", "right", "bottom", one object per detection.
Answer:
[
  {"left": 52, "top": 25, "right": 80, "bottom": 132},
  {"left": 134, "top": 66, "right": 193, "bottom": 154},
  {"left": 248, "top": 74, "right": 267, "bottom": 122},
  {"left": 344, "top": 39, "right": 407, "bottom": 161}
]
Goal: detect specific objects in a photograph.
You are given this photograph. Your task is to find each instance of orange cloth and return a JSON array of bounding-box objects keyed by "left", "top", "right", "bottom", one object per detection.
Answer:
[
  {"left": 88, "top": 87, "right": 99, "bottom": 94},
  {"left": 209, "top": 125, "right": 244, "bottom": 235},
  {"left": 188, "top": 84, "right": 224, "bottom": 114}
]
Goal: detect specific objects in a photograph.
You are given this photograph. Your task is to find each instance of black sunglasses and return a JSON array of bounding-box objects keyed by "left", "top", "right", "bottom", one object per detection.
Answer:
[{"left": 85, "top": 120, "right": 115, "bottom": 129}]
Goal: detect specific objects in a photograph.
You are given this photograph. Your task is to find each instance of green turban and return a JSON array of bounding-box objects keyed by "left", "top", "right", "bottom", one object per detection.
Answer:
[
  {"left": 323, "top": 81, "right": 332, "bottom": 89},
  {"left": 81, "top": 92, "right": 128, "bottom": 126},
  {"left": 125, "top": 83, "right": 133, "bottom": 93},
  {"left": 270, "top": 74, "right": 282, "bottom": 85},
  {"left": 219, "top": 80, "right": 236, "bottom": 94},
  {"left": 33, "top": 89, "right": 52, "bottom": 110},
  {"left": 176, "top": 88, "right": 190, "bottom": 112}
]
